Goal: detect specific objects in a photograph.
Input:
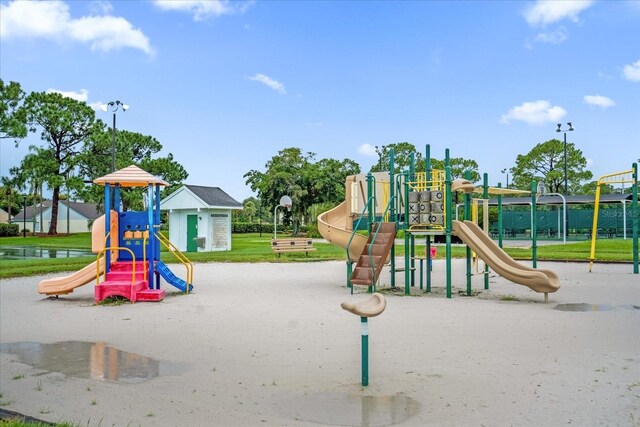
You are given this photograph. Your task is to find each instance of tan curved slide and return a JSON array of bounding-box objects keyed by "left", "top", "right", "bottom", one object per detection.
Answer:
[
  {"left": 38, "top": 210, "right": 117, "bottom": 296},
  {"left": 38, "top": 257, "right": 105, "bottom": 296},
  {"left": 452, "top": 220, "right": 559, "bottom": 294},
  {"left": 318, "top": 201, "right": 367, "bottom": 262}
]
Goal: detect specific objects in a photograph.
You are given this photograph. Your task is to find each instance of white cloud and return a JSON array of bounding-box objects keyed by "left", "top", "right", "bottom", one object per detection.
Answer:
[
  {"left": 533, "top": 28, "right": 567, "bottom": 44},
  {"left": 622, "top": 60, "right": 640, "bottom": 82},
  {"left": 584, "top": 95, "right": 615, "bottom": 108},
  {"left": 46, "top": 88, "right": 89, "bottom": 102},
  {"left": 0, "top": 0, "right": 153, "bottom": 55},
  {"left": 358, "top": 144, "right": 378, "bottom": 157},
  {"left": 586, "top": 158, "right": 594, "bottom": 168},
  {"left": 523, "top": 0, "right": 594, "bottom": 27},
  {"left": 500, "top": 100, "right": 567, "bottom": 125},
  {"left": 249, "top": 74, "right": 286, "bottom": 95},
  {"left": 152, "top": 0, "right": 253, "bottom": 21},
  {"left": 88, "top": 1, "right": 113, "bottom": 15}
]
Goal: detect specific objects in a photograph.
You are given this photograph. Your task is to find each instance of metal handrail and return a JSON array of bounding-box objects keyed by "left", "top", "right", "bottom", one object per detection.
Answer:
[
  {"left": 366, "top": 196, "right": 397, "bottom": 286},
  {"left": 346, "top": 196, "right": 376, "bottom": 263},
  {"left": 96, "top": 246, "right": 137, "bottom": 294},
  {"left": 155, "top": 231, "right": 193, "bottom": 291}
]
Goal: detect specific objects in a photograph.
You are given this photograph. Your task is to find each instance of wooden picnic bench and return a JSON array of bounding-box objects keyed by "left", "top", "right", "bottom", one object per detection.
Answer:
[{"left": 271, "top": 238, "right": 317, "bottom": 256}]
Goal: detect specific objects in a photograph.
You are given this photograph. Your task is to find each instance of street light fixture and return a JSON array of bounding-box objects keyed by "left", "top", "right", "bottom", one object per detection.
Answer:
[
  {"left": 101, "top": 101, "right": 129, "bottom": 172},
  {"left": 374, "top": 145, "right": 382, "bottom": 171},
  {"left": 501, "top": 168, "right": 509, "bottom": 188},
  {"left": 555, "top": 122, "right": 574, "bottom": 196}
]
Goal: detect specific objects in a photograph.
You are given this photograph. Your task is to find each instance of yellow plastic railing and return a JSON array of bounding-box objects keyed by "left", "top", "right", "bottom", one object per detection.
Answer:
[
  {"left": 155, "top": 231, "right": 193, "bottom": 292},
  {"left": 96, "top": 246, "right": 137, "bottom": 294},
  {"left": 589, "top": 168, "right": 635, "bottom": 271}
]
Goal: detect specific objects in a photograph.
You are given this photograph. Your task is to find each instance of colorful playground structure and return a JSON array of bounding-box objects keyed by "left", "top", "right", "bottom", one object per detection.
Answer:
[
  {"left": 38, "top": 166, "right": 193, "bottom": 303},
  {"left": 318, "top": 145, "right": 564, "bottom": 300},
  {"left": 319, "top": 147, "right": 639, "bottom": 299}
]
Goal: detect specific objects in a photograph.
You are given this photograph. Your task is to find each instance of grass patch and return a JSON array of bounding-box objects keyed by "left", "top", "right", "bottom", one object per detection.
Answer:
[
  {"left": 97, "top": 296, "right": 128, "bottom": 306},
  {"left": 1, "top": 232, "right": 636, "bottom": 280}
]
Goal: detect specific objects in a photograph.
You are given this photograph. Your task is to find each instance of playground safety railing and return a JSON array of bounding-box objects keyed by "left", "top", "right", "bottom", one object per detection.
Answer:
[
  {"left": 155, "top": 231, "right": 193, "bottom": 291},
  {"left": 95, "top": 246, "right": 138, "bottom": 293}
]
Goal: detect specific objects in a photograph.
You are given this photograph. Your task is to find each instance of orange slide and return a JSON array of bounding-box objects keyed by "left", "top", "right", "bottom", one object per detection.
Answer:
[
  {"left": 38, "top": 258, "right": 105, "bottom": 296},
  {"left": 38, "top": 210, "right": 118, "bottom": 297},
  {"left": 453, "top": 220, "right": 560, "bottom": 294}
]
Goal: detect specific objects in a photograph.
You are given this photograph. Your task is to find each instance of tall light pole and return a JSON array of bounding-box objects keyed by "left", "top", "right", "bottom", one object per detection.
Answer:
[
  {"left": 374, "top": 145, "right": 382, "bottom": 171},
  {"left": 556, "top": 122, "right": 574, "bottom": 239},
  {"left": 501, "top": 168, "right": 509, "bottom": 188},
  {"left": 101, "top": 101, "right": 129, "bottom": 172},
  {"left": 555, "top": 122, "right": 574, "bottom": 195}
]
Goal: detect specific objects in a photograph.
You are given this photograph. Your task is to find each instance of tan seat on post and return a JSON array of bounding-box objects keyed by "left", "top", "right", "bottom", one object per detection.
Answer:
[{"left": 341, "top": 293, "right": 387, "bottom": 318}]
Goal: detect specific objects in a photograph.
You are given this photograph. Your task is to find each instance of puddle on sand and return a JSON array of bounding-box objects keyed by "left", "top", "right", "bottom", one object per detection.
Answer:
[
  {"left": 282, "top": 392, "right": 420, "bottom": 426},
  {"left": 554, "top": 303, "right": 640, "bottom": 312},
  {"left": 0, "top": 341, "right": 181, "bottom": 383}
]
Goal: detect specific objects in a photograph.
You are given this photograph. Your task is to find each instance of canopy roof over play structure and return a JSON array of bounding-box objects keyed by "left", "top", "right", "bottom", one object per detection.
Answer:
[{"left": 93, "top": 165, "right": 169, "bottom": 188}]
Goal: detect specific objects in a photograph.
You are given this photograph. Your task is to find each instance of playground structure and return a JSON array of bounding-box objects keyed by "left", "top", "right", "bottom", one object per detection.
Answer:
[
  {"left": 589, "top": 165, "right": 639, "bottom": 273},
  {"left": 38, "top": 165, "right": 193, "bottom": 303},
  {"left": 318, "top": 145, "right": 562, "bottom": 300}
]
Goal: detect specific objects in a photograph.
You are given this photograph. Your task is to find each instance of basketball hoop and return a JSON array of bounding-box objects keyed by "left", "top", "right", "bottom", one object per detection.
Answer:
[
  {"left": 537, "top": 182, "right": 547, "bottom": 198},
  {"left": 274, "top": 195, "right": 293, "bottom": 239},
  {"left": 279, "top": 196, "right": 292, "bottom": 211}
]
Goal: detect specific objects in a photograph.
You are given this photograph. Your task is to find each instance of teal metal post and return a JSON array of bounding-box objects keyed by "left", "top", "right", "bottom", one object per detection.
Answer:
[
  {"left": 410, "top": 234, "right": 415, "bottom": 287},
  {"left": 367, "top": 173, "right": 373, "bottom": 231},
  {"left": 497, "top": 182, "right": 503, "bottom": 248},
  {"left": 531, "top": 180, "right": 538, "bottom": 268},
  {"left": 632, "top": 163, "right": 638, "bottom": 274},
  {"left": 425, "top": 145, "right": 432, "bottom": 293},
  {"left": 361, "top": 317, "right": 369, "bottom": 386},
  {"left": 483, "top": 173, "right": 489, "bottom": 290},
  {"left": 464, "top": 170, "right": 472, "bottom": 295},
  {"left": 389, "top": 149, "right": 396, "bottom": 288},
  {"left": 445, "top": 150, "right": 453, "bottom": 299},
  {"left": 404, "top": 177, "right": 411, "bottom": 295}
]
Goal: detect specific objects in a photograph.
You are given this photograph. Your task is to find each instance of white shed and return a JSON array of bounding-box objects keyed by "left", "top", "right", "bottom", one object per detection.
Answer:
[{"left": 160, "top": 185, "right": 243, "bottom": 252}]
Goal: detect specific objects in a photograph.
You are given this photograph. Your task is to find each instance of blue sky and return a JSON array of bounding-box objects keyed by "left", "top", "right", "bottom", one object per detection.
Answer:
[{"left": 1, "top": 0, "right": 639, "bottom": 201}]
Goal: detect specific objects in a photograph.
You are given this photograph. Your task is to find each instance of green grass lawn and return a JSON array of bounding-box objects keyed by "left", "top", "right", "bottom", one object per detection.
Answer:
[{"left": 0, "top": 232, "right": 636, "bottom": 279}]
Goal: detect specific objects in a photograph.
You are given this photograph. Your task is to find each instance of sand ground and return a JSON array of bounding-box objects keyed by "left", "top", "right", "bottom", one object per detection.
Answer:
[{"left": 1, "top": 259, "right": 639, "bottom": 427}]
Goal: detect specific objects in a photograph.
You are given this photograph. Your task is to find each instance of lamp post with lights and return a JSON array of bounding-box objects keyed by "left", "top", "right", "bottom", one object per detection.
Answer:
[
  {"left": 555, "top": 122, "right": 574, "bottom": 196},
  {"left": 101, "top": 101, "right": 129, "bottom": 172}
]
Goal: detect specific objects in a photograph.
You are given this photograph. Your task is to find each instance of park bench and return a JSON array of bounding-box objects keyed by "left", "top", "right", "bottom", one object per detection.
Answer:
[{"left": 271, "top": 238, "right": 316, "bottom": 256}]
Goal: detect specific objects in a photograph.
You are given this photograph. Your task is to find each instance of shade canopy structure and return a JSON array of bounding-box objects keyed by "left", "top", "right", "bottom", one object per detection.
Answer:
[{"left": 93, "top": 165, "right": 169, "bottom": 188}]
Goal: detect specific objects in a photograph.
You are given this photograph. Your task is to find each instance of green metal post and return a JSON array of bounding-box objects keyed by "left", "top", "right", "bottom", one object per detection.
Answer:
[
  {"left": 361, "top": 317, "right": 369, "bottom": 386},
  {"left": 404, "top": 177, "right": 411, "bottom": 295},
  {"left": 464, "top": 170, "right": 472, "bottom": 296},
  {"left": 410, "top": 234, "right": 415, "bottom": 287},
  {"left": 483, "top": 173, "right": 489, "bottom": 290},
  {"left": 426, "top": 235, "right": 432, "bottom": 293},
  {"left": 632, "top": 163, "right": 638, "bottom": 274},
  {"left": 532, "top": 180, "right": 538, "bottom": 268},
  {"left": 390, "top": 149, "right": 396, "bottom": 287},
  {"left": 497, "top": 182, "right": 503, "bottom": 248},
  {"left": 367, "top": 173, "right": 373, "bottom": 231},
  {"left": 445, "top": 150, "right": 452, "bottom": 299},
  {"left": 425, "top": 145, "right": 432, "bottom": 293}
]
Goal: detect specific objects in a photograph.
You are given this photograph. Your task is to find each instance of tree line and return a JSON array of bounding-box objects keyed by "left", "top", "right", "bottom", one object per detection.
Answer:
[{"left": 1, "top": 79, "right": 616, "bottom": 235}]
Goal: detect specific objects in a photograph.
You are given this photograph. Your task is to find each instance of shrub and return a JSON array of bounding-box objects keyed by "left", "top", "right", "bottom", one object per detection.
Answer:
[{"left": 0, "top": 223, "right": 19, "bottom": 237}]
